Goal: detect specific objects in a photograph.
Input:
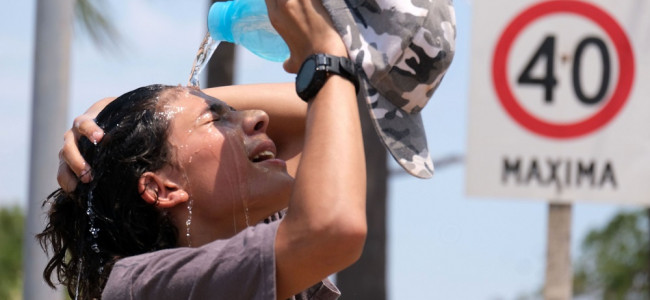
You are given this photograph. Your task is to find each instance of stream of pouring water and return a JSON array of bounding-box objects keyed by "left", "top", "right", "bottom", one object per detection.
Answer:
[
  {"left": 188, "top": 32, "right": 220, "bottom": 88},
  {"left": 186, "top": 32, "right": 285, "bottom": 230}
]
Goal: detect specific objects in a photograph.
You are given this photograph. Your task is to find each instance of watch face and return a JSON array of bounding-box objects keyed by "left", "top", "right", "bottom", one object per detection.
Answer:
[{"left": 296, "top": 58, "right": 316, "bottom": 93}]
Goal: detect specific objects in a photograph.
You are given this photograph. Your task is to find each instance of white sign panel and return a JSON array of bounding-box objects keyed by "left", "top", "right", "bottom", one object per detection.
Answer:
[{"left": 466, "top": 0, "right": 650, "bottom": 204}]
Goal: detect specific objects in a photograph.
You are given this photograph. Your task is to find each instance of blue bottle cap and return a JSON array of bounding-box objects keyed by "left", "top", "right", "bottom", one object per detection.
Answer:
[{"left": 208, "top": 1, "right": 234, "bottom": 42}]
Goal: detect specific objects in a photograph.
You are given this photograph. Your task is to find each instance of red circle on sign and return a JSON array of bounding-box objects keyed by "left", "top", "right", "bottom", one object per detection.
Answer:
[{"left": 492, "top": 0, "right": 635, "bottom": 139}]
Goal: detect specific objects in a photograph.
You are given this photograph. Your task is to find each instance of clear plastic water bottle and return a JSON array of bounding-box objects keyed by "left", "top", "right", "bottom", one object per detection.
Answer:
[{"left": 208, "top": 0, "right": 290, "bottom": 62}]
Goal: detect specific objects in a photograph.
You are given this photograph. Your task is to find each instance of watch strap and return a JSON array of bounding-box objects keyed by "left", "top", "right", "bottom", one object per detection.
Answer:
[{"left": 296, "top": 54, "right": 359, "bottom": 102}]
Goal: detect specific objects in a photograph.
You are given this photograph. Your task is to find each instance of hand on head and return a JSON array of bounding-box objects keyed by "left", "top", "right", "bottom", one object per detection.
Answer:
[
  {"left": 264, "top": 0, "right": 347, "bottom": 73},
  {"left": 57, "top": 97, "right": 112, "bottom": 192}
]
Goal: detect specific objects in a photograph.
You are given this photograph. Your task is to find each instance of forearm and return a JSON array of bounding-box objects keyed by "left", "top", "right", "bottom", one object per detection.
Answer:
[
  {"left": 264, "top": 0, "right": 367, "bottom": 297},
  {"left": 276, "top": 75, "right": 367, "bottom": 297},
  {"left": 203, "top": 83, "right": 305, "bottom": 125},
  {"left": 291, "top": 76, "right": 366, "bottom": 231}
]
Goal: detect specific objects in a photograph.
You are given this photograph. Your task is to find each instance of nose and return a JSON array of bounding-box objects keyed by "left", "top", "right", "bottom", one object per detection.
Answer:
[{"left": 240, "top": 110, "right": 269, "bottom": 136}]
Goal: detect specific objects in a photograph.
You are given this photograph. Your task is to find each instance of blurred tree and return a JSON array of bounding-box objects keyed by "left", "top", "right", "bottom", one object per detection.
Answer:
[
  {"left": 573, "top": 210, "right": 649, "bottom": 299},
  {"left": 74, "top": 0, "right": 121, "bottom": 49},
  {"left": 1, "top": 206, "right": 25, "bottom": 300}
]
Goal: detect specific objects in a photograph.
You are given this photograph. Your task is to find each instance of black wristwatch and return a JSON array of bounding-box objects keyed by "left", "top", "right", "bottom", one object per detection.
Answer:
[{"left": 295, "top": 54, "right": 359, "bottom": 102}]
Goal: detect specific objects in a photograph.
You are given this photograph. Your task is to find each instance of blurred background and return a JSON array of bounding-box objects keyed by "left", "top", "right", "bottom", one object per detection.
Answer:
[{"left": 1, "top": 0, "right": 647, "bottom": 299}]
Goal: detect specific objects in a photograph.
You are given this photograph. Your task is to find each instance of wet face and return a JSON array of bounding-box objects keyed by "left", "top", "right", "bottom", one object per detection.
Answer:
[{"left": 162, "top": 88, "right": 293, "bottom": 231}]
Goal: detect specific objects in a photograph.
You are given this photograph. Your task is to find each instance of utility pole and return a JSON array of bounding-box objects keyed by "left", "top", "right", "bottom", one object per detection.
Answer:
[{"left": 23, "top": 0, "right": 74, "bottom": 299}]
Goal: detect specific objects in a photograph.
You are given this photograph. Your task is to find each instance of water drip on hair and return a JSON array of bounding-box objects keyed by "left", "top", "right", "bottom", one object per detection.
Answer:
[
  {"left": 158, "top": 102, "right": 187, "bottom": 122},
  {"left": 74, "top": 258, "right": 82, "bottom": 300},
  {"left": 188, "top": 32, "right": 220, "bottom": 88}
]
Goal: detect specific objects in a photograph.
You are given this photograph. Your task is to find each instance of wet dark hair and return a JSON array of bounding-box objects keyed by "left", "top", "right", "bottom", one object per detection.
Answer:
[{"left": 37, "top": 84, "right": 182, "bottom": 299}]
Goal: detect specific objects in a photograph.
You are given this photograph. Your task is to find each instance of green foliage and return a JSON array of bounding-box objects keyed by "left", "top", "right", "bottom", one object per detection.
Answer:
[
  {"left": 573, "top": 210, "right": 649, "bottom": 299},
  {"left": 0, "top": 206, "right": 24, "bottom": 300},
  {"left": 74, "top": 0, "right": 121, "bottom": 50}
]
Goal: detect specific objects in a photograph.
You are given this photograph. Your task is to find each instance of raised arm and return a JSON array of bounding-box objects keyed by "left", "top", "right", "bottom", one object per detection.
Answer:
[{"left": 265, "top": 0, "right": 367, "bottom": 298}]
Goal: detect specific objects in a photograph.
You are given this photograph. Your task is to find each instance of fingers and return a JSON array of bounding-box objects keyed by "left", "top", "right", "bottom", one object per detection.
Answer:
[
  {"left": 264, "top": 0, "right": 277, "bottom": 12},
  {"left": 75, "top": 96, "right": 113, "bottom": 144},
  {"left": 73, "top": 114, "right": 104, "bottom": 145},
  {"left": 57, "top": 97, "right": 113, "bottom": 192},
  {"left": 266, "top": 0, "right": 347, "bottom": 73},
  {"left": 59, "top": 130, "right": 93, "bottom": 187},
  {"left": 57, "top": 150, "right": 80, "bottom": 193},
  {"left": 65, "top": 112, "right": 103, "bottom": 183},
  {"left": 283, "top": 58, "right": 300, "bottom": 74}
]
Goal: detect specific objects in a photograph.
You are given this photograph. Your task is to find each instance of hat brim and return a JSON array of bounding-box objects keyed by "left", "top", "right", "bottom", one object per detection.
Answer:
[
  {"left": 322, "top": 0, "right": 456, "bottom": 179},
  {"left": 358, "top": 74, "right": 434, "bottom": 179}
]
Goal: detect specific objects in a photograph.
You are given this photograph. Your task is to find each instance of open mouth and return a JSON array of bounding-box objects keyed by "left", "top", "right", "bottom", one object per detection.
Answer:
[{"left": 251, "top": 150, "right": 276, "bottom": 163}]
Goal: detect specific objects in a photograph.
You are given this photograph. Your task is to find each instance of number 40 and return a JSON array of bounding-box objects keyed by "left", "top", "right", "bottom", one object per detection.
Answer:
[{"left": 517, "top": 35, "right": 611, "bottom": 105}]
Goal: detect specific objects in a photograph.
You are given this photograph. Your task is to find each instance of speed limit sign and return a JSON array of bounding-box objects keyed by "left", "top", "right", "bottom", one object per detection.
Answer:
[{"left": 466, "top": 0, "right": 650, "bottom": 204}]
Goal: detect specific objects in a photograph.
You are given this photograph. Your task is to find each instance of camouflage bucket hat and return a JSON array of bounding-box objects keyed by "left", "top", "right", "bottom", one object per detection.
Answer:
[{"left": 322, "top": 0, "right": 456, "bottom": 179}]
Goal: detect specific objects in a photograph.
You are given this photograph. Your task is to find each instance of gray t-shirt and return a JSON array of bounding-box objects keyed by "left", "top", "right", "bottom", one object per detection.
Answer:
[{"left": 102, "top": 220, "right": 340, "bottom": 300}]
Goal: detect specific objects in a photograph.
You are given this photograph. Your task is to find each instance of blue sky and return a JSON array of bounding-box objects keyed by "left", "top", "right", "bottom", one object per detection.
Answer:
[{"left": 0, "top": 1, "right": 635, "bottom": 299}]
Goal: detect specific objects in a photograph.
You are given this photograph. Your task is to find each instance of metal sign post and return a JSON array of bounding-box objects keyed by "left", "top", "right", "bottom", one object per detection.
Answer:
[{"left": 544, "top": 203, "right": 572, "bottom": 299}]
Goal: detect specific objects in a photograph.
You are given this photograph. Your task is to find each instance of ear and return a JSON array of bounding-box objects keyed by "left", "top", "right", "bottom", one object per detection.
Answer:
[{"left": 138, "top": 171, "right": 189, "bottom": 208}]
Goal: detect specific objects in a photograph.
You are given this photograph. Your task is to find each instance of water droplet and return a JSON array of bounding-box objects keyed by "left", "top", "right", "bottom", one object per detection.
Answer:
[{"left": 89, "top": 227, "right": 100, "bottom": 238}]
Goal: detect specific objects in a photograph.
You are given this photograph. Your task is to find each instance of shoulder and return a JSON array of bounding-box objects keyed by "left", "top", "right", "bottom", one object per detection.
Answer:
[
  {"left": 103, "top": 221, "right": 280, "bottom": 300},
  {"left": 120, "top": 219, "right": 279, "bottom": 265}
]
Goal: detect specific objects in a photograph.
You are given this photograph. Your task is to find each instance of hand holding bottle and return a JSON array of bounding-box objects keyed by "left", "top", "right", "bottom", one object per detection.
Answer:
[
  {"left": 264, "top": 0, "right": 348, "bottom": 73},
  {"left": 208, "top": 0, "right": 291, "bottom": 62}
]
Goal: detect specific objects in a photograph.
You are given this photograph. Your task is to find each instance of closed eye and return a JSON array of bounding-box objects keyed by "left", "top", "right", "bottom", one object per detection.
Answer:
[{"left": 207, "top": 102, "right": 232, "bottom": 122}]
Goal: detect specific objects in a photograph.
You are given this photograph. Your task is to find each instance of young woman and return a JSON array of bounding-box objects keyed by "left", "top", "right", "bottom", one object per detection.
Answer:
[{"left": 42, "top": 1, "right": 367, "bottom": 299}]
